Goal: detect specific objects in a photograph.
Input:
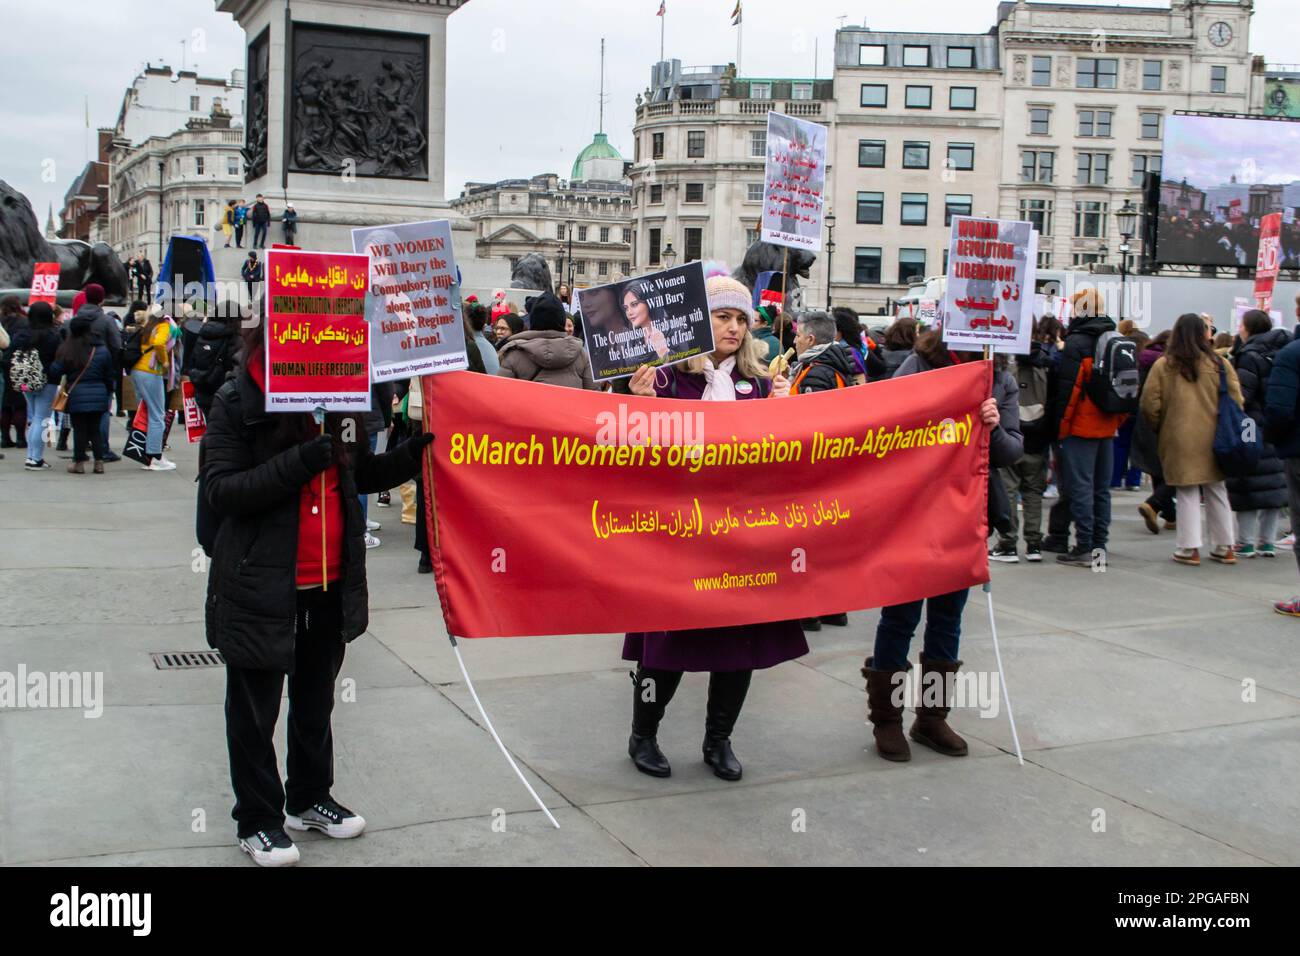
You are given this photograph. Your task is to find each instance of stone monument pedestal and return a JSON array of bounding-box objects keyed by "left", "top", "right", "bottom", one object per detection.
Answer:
[{"left": 216, "top": 0, "right": 505, "bottom": 286}]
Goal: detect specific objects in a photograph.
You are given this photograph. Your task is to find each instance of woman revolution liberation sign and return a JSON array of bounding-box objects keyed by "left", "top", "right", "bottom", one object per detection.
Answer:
[
  {"left": 942, "top": 215, "right": 1037, "bottom": 354},
  {"left": 264, "top": 249, "right": 371, "bottom": 412},
  {"left": 422, "top": 362, "right": 992, "bottom": 637}
]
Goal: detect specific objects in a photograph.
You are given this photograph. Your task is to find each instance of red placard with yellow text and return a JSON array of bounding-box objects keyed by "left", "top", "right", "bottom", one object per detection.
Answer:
[{"left": 264, "top": 249, "right": 370, "bottom": 412}]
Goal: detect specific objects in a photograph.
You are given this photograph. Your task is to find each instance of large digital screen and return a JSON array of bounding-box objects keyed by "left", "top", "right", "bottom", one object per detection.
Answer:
[{"left": 1156, "top": 113, "right": 1300, "bottom": 267}]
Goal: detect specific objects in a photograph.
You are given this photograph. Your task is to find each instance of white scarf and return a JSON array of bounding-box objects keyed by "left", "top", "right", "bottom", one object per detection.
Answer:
[{"left": 700, "top": 356, "right": 737, "bottom": 402}]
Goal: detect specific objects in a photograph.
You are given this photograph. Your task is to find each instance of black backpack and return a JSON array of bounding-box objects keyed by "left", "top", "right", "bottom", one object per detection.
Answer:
[
  {"left": 1087, "top": 331, "right": 1140, "bottom": 414},
  {"left": 188, "top": 336, "right": 229, "bottom": 391},
  {"left": 121, "top": 328, "right": 144, "bottom": 369}
]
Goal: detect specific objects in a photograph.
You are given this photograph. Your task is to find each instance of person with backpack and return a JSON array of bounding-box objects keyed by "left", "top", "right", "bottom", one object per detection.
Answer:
[
  {"left": 221, "top": 200, "right": 236, "bottom": 248},
  {"left": 129, "top": 307, "right": 177, "bottom": 471},
  {"left": 48, "top": 313, "right": 116, "bottom": 473},
  {"left": 184, "top": 308, "right": 238, "bottom": 417},
  {"left": 830, "top": 307, "right": 876, "bottom": 384},
  {"left": 1, "top": 295, "right": 29, "bottom": 450},
  {"left": 201, "top": 321, "right": 432, "bottom": 866},
  {"left": 990, "top": 326, "right": 1056, "bottom": 563},
  {"left": 789, "top": 311, "right": 857, "bottom": 394},
  {"left": 1046, "top": 289, "right": 1135, "bottom": 567},
  {"left": 9, "top": 302, "right": 61, "bottom": 470},
  {"left": 233, "top": 199, "right": 248, "bottom": 248},
  {"left": 1227, "top": 311, "right": 1290, "bottom": 558},
  {"left": 1141, "top": 313, "right": 1244, "bottom": 566}
]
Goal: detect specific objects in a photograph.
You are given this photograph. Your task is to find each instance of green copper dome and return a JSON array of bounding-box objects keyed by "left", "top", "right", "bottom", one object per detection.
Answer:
[{"left": 571, "top": 132, "right": 623, "bottom": 181}]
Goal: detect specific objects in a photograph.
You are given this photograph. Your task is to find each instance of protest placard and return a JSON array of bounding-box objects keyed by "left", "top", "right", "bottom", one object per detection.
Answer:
[
  {"left": 1255, "top": 212, "right": 1282, "bottom": 311},
  {"left": 181, "top": 380, "right": 206, "bottom": 443},
  {"left": 942, "top": 216, "right": 1037, "bottom": 353},
  {"left": 761, "top": 111, "right": 828, "bottom": 252},
  {"left": 263, "top": 249, "right": 371, "bottom": 412},
  {"left": 351, "top": 219, "right": 468, "bottom": 382},
  {"left": 576, "top": 261, "right": 714, "bottom": 381},
  {"left": 29, "top": 262, "right": 59, "bottom": 305}
]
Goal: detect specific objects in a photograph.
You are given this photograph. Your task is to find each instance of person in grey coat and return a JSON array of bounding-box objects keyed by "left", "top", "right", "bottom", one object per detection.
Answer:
[{"left": 864, "top": 329, "right": 1023, "bottom": 765}]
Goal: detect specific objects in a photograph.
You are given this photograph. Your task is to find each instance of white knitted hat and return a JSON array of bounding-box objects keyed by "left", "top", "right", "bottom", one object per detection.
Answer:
[{"left": 705, "top": 275, "right": 755, "bottom": 322}]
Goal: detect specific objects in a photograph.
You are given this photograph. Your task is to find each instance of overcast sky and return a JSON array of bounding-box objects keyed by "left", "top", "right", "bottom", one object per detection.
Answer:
[{"left": 3, "top": 0, "right": 1296, "bottom": 230}]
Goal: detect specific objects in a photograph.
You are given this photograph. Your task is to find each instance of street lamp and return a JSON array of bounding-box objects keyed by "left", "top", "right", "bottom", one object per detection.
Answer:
[
  {"left": 157, "top": 160, "right": 165, "bottom": 287},
  {"left": 1116, "top": 199, "right": 1138, "bottom": 322},
  {"left": 662, "top": 240, "right": 677, "bottom": 268},
  {"left": 824, "top": 208, "right": 837, "bottom": 311}
]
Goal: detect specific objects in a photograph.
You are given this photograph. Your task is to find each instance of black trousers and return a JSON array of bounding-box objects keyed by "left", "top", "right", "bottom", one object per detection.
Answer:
[
  {"left": 632, "top": 667, "right": 752, "bottom": 740},
  {"left": 224, "top": 587, "right": 346, "bottom": 838},
  {"left": 70, "top": 411, "right": 107, "bottom": 462}
]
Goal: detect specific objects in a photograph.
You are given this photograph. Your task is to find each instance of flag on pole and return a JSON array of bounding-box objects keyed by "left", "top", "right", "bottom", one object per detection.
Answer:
[
  {"left": 731, "top": 1, "right": 742, "bottom": 25},
  {"left": 657, "top": 1, "right": 665, "bottom": 15}
]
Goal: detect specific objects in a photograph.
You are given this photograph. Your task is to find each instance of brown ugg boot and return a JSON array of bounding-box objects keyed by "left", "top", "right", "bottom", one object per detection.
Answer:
[
  {"left": 67, "top": 461, "right": 84, "bottom": 474},
  {"left": 862, "top": 658, "right": 911, "bottom": 762},
  {"left": 910, "top": 655, "right": 969, "bottom": 756}
]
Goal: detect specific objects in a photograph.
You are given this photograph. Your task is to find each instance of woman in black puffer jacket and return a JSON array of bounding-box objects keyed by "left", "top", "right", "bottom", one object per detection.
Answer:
[{"left": 1227, "top": 312, "right": 1291, "bottom": 557}]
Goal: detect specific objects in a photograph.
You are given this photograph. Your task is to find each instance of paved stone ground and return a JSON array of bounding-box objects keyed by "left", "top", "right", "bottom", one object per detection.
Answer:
[{"left": 1, "top": 417, "right": 1297, "bottom": 866}]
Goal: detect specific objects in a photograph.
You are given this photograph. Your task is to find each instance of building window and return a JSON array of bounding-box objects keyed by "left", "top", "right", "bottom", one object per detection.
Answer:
[
  {"left": 946, "top": 47, "right": 975, "bottom": 69},
  {"left": 684, "top": 228, "right": 702, "bottom": 262},
  {"left": 598, "top": 260, "right": 609, "bottom": 276},
  {"left": 1074, "top": 200, "right": 1107, "bottom": 238},
  {"left": 652, "top": 132, "right": 664, "bottom": 159},
  {"left": 193, "top": 198, "right": 205, "bottom": 225},
  {"left": 750, "top": 129, "right": 766, "bottom": 157},
  {"left": 1131, "top": 153, "right": 1162, "bottom": 186},
  {"left": 899, "top": 248, "right": 927, "bottom": 285},
  {"left": 860, "top": 84, "right": 887, "bottom": 108},
  {"left": 944, "top": 194, "right": 973, "bottom": 226},
  {"left": 750, "top": 82, "right": 772, "bottom": 100},
  {"left": 746, "top": 182, "right": 764, "bottom": 202},
  {"left": 1211, "top": 65, "right": 1227, "bottom": 93},
  {"left": 856, "top": 191, "right": 884, "bottom": 225},
  {"left": 555, "top": 258, "right": 564, "bottom": 277},
  {"left": 949, "top": 87, "right": 976, "bottom": 110},
  {"left": 1021, "top": 150, "right": 1055, "bottom": 182},
  {"left": 575, "top": 260, "right": 586, "bottom": 276},
  {"left": 1032, "top": 56, "right": 1051, "bottom": 87},
  {"left": 600, "top": 226, "right": 610, "bottom": 243},
  {"left": 1143, "top": 59, "right": 1163, "bottom": 91},
  {"left": 684, "top": 182, "right": 704, "bottom": 203},
  {"left": 858, "top": 44, "right": 886, "bottom": 66},
  {"left": 687, "top": 130, "right": 705, "bottom": 158},
  {"left": 622, "top": 227, "right": 632, "bottom": 243},
  {"left": 650, "top": 183, "right": 663, "bottom": 204},
  {"left": 744, "top": 226, "right": 759, "bottom": 247},
  {"left": 900, "top": 193, "right": 928, "bottom": 225},
  {"left": 903, "top": 141, "right": 930, "bottom": 169},
  {"left": 190, "top": 95, "right": 200, "bottom": 110},
  {"left": 1019, "top": 199, "right": 1053, "bottom": 236},
  {"left": 902, "top": 45, "right": 931, "bottom": 68},
  {"left": 1140, "top": 112, "right": 1161, "bottom": 139},
  {"left": 622, "top": 261, "right": 631, "bottom": 275},
  {"left": 649, "top": 228, "right": 661, "bottom": 265},
  {"left": 1072, "top": 252, "right": 1103, "bottom": 267},
  {"left": 791, "top": 83, "right": 813, "bottom": 100},
  {"left": 635, "top": 137, "right": 640, "bottom": 162},
  {"left": 854, "top": 247, "right": 882, "bottom": 284},
  {"left": 1078, "top": 109, "right": 1112, "bottom": 137},
  {"left": 557, "top": 224, "right": 566, "bottom": 240},
  {"left": 578, "top": 225, "right": 588, "bottom": 241},
  {"left": 195, "top": 156, "right": 205, "bottom": 175},
  {"left": 1077, "top": 57, "right": 1118, "bottom": 89},
  {"left": 905, "top": 85, "right": 932, "bottom": 109},
  {"left": 1037, "top": 251, "right": 1053, "bottom": 269},
  {"left": 1076, "top": 151, "right": 1110, "bottom": 185},
  {"left": 858, "top": 139, "right": 886, "bottom": 167},
  {"left": 227, "top": 156, "right": 239, "bottom": 176},
  {"left": 947, "top": 142, "right": 975, "bottom": 171},
  {"left": 1029, "top": 107, "right": 1051, "bottom": 135}
]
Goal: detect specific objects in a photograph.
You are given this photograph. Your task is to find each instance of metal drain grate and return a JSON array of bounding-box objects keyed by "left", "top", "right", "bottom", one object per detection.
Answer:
[{"left": 150, "top": 651, "right": 225, "bottom": 670}]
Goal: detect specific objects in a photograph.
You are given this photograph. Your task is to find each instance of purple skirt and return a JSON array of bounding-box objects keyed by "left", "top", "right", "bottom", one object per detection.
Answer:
[{"left": 623, "top": 620, "right": 809, "bottom": 673}]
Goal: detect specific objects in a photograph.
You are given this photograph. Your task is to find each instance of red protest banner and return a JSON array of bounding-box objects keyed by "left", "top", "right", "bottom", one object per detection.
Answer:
[
  {"left": 182, "top": 380, "right": 206, "bottom": 443},
  {"left": 422, "top": 363, "right": 991, "bottom": 638},
  {"left": 263, "top": 249, "right": 370, "bottom": 412},
  {"left": 1255, "top": 212, "right": 1282, "bottom": 310},
  {"left": 29, "top": 262, "right": 59, "bottom": 304}
]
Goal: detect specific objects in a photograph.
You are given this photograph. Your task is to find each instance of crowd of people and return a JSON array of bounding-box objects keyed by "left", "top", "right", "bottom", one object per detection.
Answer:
[
  {"left": 219, "top": 194, "right": 296, "bottom": 249},
  {"left": 7, "top": 269, "right": 1299, "bottom": 867}
]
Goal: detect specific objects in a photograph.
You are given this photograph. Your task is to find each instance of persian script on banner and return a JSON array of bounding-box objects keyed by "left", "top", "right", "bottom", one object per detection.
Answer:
[
  {"left": 760, "top": 111, "right": 828, "bottom": 252},
  {"left": 422, "top": 364, "right": 992, "bottom": 637},
  {"left": 942, "top": 216, "right": 1037, "bottom": 353}
]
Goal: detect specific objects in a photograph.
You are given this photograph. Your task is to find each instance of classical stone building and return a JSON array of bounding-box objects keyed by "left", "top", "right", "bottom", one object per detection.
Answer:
[{"left": 627, "top": 60, "right": 835, "bottom": 281}]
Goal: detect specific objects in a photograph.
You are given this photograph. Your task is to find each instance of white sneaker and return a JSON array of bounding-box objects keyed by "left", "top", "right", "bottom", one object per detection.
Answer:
[
  {"left": 143, "top": 457, "right": 177, "bottom": 472},
  {"left": 1043, "top": 484, "right": 1059, "bottom": 499},
  {"left": 286, "top": 799, "right": 366, "bottom": 839},
  {"left": 364, "top": 532, "right": 381, "bottom": 549},
  {"left": 366, "top": 518, "right": 381, "bottom": 531},
  {"left": 1277, "top": 533, "right": 1295, "bottom": 550},
  {"left": 238, "top": 828, "right": 300, "bottom": 867}
]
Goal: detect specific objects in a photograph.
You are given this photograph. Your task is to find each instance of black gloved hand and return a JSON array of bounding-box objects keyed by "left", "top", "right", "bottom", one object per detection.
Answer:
[
  {"left": 299, "top": 434, "right": 334, "bottom": 474},
  {"left": 406, "top": 431, "right": 434, "bottom": 463}
]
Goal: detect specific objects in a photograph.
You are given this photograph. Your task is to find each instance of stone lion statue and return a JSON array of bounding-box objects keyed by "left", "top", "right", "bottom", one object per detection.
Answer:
[
  {"left": 510, "top": 252, "right": 553, "bottom": 295},
  {"left": 0, "top": 181, "right": 129, "bottom": 301},
  {"left": 731, "top": 241, "right": 816, "bottom": 308}
]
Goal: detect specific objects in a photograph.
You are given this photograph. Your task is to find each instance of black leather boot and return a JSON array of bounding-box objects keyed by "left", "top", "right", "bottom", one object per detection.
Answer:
[
  {"left": 629, "top": 667, "right": 681, "bottom": 777},
  {"left": 703, "top": 670, "right": 752, "bottom": 781}
]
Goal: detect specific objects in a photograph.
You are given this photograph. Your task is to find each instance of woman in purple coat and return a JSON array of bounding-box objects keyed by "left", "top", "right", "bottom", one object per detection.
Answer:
[{"left": 624, "top": 275, "right": 806, "bottom": 781}]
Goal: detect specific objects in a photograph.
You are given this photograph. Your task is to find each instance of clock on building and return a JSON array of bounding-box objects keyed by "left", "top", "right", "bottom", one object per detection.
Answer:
[{"left": 1208, "top": 21, "right": 1234, "bottom": 47}]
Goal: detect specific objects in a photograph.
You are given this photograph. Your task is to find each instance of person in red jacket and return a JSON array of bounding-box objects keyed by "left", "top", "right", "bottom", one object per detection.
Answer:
[{"left": 1047, "top": 288, "right": 1126, "bottom": 567}]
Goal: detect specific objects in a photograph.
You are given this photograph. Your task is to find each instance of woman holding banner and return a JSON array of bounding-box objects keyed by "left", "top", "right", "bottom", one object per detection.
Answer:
[
  {"left": 201, "top": 323, "right": 432, "bottom": 866},
  {"left": 623, "top": 275, "right": 801, "bottom": 781},
  {"left": 863, "top": 330, "right": 1021, "bottom": 763}
]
